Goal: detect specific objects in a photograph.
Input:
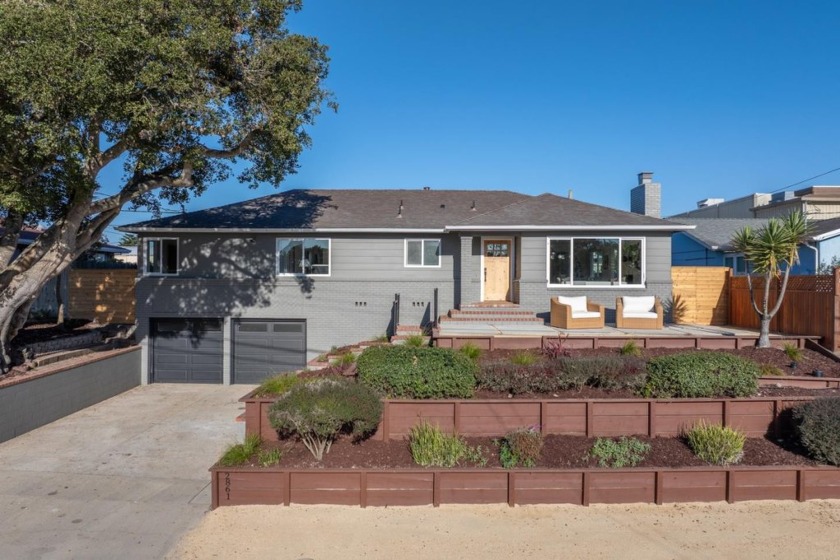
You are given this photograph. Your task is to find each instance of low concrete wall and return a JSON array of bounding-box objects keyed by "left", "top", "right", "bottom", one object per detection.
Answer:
[{"left": 0, "top": 347, "right": 141, "bottom": 443}]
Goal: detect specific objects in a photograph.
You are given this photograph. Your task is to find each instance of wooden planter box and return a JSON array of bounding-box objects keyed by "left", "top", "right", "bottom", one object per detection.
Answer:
[
  {"left": 242, "top": 390, "right": 817, "bottom": 443},
  {"left": 210, "top": 465, "right": 840, "bottom": 509}
]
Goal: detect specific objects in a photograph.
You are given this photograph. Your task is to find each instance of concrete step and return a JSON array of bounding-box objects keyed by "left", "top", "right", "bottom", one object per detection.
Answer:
[
  {"left": 391, "top": 335, "right": 432, "bottom": 345},
  {"left": 396, "top": 324, "right": 426, "bottom": 335},
  {"left": 438, "top": 315, "right": 545, "bottom": 323}
]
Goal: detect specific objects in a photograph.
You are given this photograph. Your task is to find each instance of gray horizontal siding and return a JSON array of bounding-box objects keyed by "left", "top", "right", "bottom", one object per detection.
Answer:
[{"left": 140, "top": 232, "right": 460, "bottom": 282}]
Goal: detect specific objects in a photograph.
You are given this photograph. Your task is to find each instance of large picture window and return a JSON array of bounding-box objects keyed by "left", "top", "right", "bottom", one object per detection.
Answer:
[
  {"left": 547, "top": 237, "right": 644, "bottom": 287},
  {"left": 144, "top": 238, "right": 178, "bottom": 275},
  {"left": 404, "top": 239, "right": 441, "bottom": 267},
  {"left": 276, "top": 238, "right": 331, "bottom": 276}
]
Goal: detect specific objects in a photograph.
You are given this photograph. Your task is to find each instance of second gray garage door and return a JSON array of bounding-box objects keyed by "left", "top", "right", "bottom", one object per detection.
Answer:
[{"left": 233, "top": 320, "right": 306, "bottom": 384}]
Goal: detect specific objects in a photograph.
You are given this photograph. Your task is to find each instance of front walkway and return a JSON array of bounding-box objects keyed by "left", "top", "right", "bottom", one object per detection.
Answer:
[{"left": 0, "top": 384, "right": 251, "bottom": 560}]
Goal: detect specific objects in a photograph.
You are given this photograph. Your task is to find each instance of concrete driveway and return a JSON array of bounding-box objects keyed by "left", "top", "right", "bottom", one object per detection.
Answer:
[{"left": 0, "top": 384, "right": 251, "bottom": 560}]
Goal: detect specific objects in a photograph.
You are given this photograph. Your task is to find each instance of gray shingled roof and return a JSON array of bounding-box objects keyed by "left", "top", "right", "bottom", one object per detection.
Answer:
[
  {"left": 120, "top": 189, "right": 528, "bottom": 231},
  {"left": 810, "top": 216, "right": 840, "bottom": 239},
  {"left": 672, "top": 218, "right": 771, "bottom": 251},
  {"left": 450, "top": 193, "right": 682, "bottom": 229},
  {"left": 120, "top": 189, "right": 693, "bottom": 232}
]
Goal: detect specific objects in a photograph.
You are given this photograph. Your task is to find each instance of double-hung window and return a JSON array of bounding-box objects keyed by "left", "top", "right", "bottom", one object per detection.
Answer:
[
  {"left": 547, "top": 237, "right": 644, "bottom": 287},
  {"left": 276, "top": 238, "right": 331, "bottom": 276},
  {"left": 404, "top": 239, "right": 441, "bottom": 267},
  {"left": 144, "top": 238, "right": 179, "bottom": 275}
]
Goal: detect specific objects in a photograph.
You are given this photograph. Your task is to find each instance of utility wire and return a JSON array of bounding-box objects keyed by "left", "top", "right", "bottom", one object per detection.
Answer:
[{"left": 769, "top": 166, "right": 840, "bottom": 193}]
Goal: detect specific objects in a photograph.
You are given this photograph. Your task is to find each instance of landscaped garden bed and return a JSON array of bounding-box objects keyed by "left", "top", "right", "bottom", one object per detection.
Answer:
[{"left": 219, "top": 345, "right": 840, "bottom": 509}]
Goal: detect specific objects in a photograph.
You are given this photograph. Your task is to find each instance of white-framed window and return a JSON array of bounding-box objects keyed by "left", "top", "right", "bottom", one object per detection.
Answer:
[
  {"left": 404, "top": 239, "right": 441, "bottom": 268},
  {"left": 724, "top": 254, "right": 748, "bottom": 275},
  {"left": 143, "top": 238, "right": 179, "bottom": 276},
  {"left": 546, "top": 237, "right": 645, "bottom": 287},
  {"left": 276, "top": 238, "right": 331, "bottom": 276}
]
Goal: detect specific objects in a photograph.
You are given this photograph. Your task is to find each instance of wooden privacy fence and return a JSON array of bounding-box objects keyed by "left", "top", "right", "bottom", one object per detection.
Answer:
[
  {"left": 68, "top": 269, "right": 136, "bottom": 324},
  {"left": 728, "top": 268, "right": 840, "bottom": 351},
  {"left": 670, "top": 266, "right": 730, "bottom": 325}
]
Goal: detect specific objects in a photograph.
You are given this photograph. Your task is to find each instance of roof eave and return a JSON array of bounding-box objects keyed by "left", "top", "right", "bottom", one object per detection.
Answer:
[
  {"left": 116, "top": 226, "right": 448, "bottom": 234},
  {"left": 445, "top": 224, "right": 696, "bottom": 232}
]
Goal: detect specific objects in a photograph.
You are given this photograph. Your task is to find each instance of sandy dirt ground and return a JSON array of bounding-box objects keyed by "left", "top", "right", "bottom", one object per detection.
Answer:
[{"left": 168, "top": 500, "right": 840, "bottom": 560}]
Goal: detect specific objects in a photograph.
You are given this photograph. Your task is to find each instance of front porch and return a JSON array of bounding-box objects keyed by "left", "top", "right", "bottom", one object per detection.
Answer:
[{"left": 433, "top": 320, "right": 819, "bottom": 351}]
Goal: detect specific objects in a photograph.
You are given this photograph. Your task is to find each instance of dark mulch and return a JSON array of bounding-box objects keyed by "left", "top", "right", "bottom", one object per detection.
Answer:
[{"left": 232, "top": 434, "right": 819, "bottom": 470}]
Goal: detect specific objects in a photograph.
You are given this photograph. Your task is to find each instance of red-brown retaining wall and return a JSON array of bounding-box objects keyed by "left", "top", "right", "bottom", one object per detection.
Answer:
[
  {"left": 210, "top": 466, "right": 840, "bottom": 509},
  {"left": 242, "top": 392, "right": 817, "bottom": 442}
]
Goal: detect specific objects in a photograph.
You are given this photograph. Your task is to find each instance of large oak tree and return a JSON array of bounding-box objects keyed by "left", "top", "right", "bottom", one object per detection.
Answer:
[{"left": 0, "top": 0, "right": 333, "bottom": 369}]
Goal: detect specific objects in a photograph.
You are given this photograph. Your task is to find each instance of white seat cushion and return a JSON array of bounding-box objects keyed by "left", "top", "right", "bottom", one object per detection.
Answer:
[
  {"left": 621, "top": 311, "right": 658, "bottom": 319},
  {"left": 557, "top": 295, "right": 588, "bottom": 314},
  {"left": 571, "top": 311, "right": 601, "bottom": 319},
  {"left": 622, "top": 296, "right": 655, "bottom": 314}
]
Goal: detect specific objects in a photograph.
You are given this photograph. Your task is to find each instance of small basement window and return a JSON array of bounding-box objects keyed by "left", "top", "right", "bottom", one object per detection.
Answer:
[{"left": 144, "top": 238, "right": 178, "bottom": 275}]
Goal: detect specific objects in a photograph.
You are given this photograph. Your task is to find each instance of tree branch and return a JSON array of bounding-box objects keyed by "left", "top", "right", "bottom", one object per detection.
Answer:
[
  {"left": 87, "top": 162, "right": 194, "bottom": 216},
  {"left": 0, "top": 210, "right": 23, "bottom": 267},
  {"left": 198, "top": 129, "right": 258, "bottom": 159}
]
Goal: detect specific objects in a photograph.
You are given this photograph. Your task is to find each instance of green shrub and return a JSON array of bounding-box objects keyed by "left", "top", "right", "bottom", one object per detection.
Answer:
[
  {"left": 409, "top": 421, "right": 487, "bottom": 467},
  {"left": 268, "top": 378, "right": 383, "bottom": 461},
  {"left": 643, "top": 351, "right": 760, "bottom": 398},
  {"left": 510, "top": 351, "right": 537, "bottom": 366},
  {"left": 590, "top": 437, "right": 651, "bottom": 468},
  {"left": 254, "top": 373, "right": 302, "bottom": 397},
  {"left": 404, "top": 334, "right": 427, "bottom": 347},
  {"left": 459, "top": 343, "right": 481, "bottom": 361},
  {"left": 332, "top": 352, "right": 356, "bottom": 366},
  {"left": 619, "top": 340, "right": 642, "bottom": 357},
  {"left": 219, "top": 434, "right": 262, "bottom": 467},
  {"left": 793, "top": 397, "right": 840, "bottom": 466},
  {"left": 498, "top": 427, "right": 543, "bottom": 468},
  {"left": 783, "top": 343, "right": 803, "bottom": 364},
  {"left": 357, "top": 345, "right": 476, "bottom": 399},
  {"left": 257, "top": 447, "right": 282, "bottom": 467},
  {"left": 759, "top": 363, "right": 785, "bottom": 377},
  {"left": 685, "top": 421, "right": 745, "bottom": 465}
]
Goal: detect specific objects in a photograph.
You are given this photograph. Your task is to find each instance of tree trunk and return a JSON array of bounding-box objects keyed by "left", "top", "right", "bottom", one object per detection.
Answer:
[
  {"left": 55, "top": 272, "right": 65, "bottom": 327},
  {"left": 758, "top": 316, "right": 772, "bottom": 348}
]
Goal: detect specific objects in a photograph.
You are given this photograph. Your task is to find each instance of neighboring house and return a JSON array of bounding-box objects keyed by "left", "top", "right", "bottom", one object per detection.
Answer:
[
  {"left": 671, "top": 186, "right": 840, "bottom": 221},
  {"left": 672, "top": 216, "right": 840, "bottom": 275},
  {"left": 0, "top": 226, "right": 132, "bottom": 315},
  {"left": 119, "top": 173, "right": 693, "bottom": 385}
]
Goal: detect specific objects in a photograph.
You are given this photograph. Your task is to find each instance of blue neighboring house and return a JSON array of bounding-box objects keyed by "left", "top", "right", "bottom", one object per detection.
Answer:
[{"left": 671, "top": 217, "right": 840, "bottom": 275}]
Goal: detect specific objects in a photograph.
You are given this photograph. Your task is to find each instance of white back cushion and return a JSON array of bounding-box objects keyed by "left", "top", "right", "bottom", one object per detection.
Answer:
[
  {"left": 557, "top": 295, "right": 588, "bottom": 314},
  {"left": 623, "top": 296, "right": 655, "bottom": 314}
]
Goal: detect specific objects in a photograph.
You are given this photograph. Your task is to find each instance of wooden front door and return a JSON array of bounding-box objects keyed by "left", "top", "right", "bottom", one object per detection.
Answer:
[{"left": 483, "top": 239, "right": 511, "bottom": 301}]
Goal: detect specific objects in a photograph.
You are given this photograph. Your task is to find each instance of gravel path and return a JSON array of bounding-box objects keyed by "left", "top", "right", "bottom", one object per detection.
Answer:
[{"left": 167, "top": 500, "right": 840, "bottom": 559}]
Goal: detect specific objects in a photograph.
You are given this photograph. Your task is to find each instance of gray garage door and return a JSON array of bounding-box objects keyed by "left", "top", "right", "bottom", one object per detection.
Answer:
[
  {"left": 151, "top": 318, "right": 223, "bottom": 383},
  {"left": 233, "top": 320, "right": 306, "bottom": 384}
]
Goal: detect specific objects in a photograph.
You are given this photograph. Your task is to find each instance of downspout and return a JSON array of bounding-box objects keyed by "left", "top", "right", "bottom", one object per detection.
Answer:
[{"left": 802, "top": 243, "right": 819, "bottom": 274}]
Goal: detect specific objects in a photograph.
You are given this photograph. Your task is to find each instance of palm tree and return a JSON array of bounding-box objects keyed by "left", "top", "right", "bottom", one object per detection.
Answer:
[{"left": 731, "top": 211, "right": 811, "bottom": 347}]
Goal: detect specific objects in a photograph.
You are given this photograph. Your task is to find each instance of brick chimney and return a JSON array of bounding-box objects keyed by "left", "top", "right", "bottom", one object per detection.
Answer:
[{"left": 631, "top": 171, "right": 661, "bottom": 218}]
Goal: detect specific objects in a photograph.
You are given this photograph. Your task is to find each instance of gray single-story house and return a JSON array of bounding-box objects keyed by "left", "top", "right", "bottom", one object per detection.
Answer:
[{"left": 120, "top": 173, "right": 692, "bottom": 384}]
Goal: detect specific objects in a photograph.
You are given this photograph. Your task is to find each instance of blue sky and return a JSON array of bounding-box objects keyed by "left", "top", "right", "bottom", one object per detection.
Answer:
[{"left": 108, "top": 0, "right": 840, "bottom": 238}]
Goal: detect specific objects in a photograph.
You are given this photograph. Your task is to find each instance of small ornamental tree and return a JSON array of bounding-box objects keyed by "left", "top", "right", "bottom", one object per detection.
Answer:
[
  {"left": 268, "top": 378, "right": 382, "bottom": 461},
  {"left": 730, "top": 212, "right": 811, "bottom": 347}
]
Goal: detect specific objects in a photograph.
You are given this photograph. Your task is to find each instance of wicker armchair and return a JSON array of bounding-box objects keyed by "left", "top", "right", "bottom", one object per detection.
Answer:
[
  {"left": 615, "top": 296, "right": 663, "bottom": 329},
  {"left": 550, "top": 296, "right": 605, "bottom": 329}
]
